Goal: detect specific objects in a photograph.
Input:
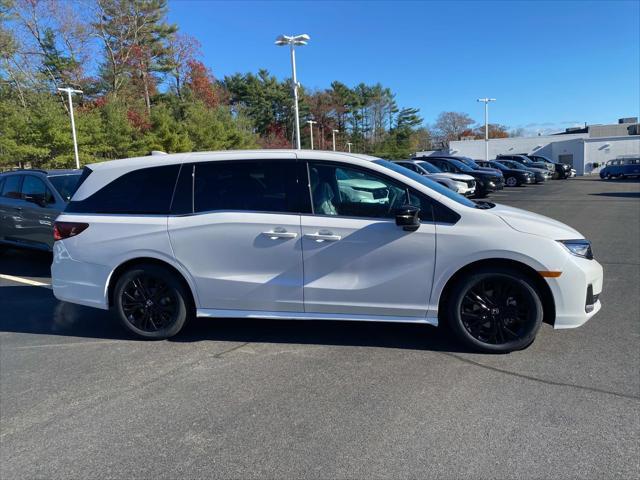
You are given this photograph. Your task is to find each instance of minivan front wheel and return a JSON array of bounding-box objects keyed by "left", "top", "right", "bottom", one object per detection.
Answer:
[
  {"left": 114, "top": 264, "right": 189, "bottom": 339},
  {"left": 447, "top": 267, "right": 543, "bottom": 353}
]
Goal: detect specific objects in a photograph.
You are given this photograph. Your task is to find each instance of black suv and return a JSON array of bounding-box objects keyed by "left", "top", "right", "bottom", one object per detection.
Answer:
[
  {"left": 475, "top": 160, "right": 535, "bottom": 187},
  {"left": 526, "top": 154, "right": 572, "bottom": 179},
  {"left": 416, "top": 157, "right": 504, "bottom": 197},
  {"left": 0, "top": 169, "right": 83, "bottom": 252}
]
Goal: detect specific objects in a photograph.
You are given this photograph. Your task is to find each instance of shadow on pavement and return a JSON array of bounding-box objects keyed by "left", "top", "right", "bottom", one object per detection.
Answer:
[
  {"left": 0, "top": 285, "right": 469, "bottom": 354},
  {"left": 589, "top": 192, "right": 640, "bottom": 198},
  {"left": 0, "top": 248, "right": 52, "bottom": 277}
]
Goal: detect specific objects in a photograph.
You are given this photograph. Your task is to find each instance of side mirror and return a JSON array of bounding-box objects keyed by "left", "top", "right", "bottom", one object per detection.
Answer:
[{"left": 395, "top": 204, "right": 421, "bottom": 232}]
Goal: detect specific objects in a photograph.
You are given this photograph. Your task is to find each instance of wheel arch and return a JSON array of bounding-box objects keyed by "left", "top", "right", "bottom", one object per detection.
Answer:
[
  {"left": 436, "top": 258, "right": 556, "bottom": 326},
  {"left": 107, "top": 257, "right": 197, "bottom": 312}
]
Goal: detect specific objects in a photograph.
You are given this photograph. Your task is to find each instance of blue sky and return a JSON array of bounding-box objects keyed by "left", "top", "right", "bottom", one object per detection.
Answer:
[{"left": 168, "top": 0, "right": 639, "bottom": 135}]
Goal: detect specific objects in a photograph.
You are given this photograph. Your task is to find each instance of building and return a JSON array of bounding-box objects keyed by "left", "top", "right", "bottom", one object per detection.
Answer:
[{"left": 417, "top": 117, "right": 640, "bottom": 175}]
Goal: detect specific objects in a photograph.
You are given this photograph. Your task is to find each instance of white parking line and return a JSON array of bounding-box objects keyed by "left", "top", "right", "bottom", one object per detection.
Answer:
[{"left": 0, "top": 274, "right": 51, "bottom": 288}]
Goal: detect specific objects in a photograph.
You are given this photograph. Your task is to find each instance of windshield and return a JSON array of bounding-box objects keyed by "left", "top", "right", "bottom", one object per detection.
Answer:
[
  {"left": 491, "top": 161, "right": 510, "bottom": 170},
  {"left": 416, "top": 161, "right": 442, "bottom": 173},
  {"left": 446, "top": 159, "right": 475, "bottom": 172},
  {"left": 48, "top": 174, "right": 82, "bottom": 202},
  {"left": 374, "top": 159, "right": 477, "bottom": 208}
]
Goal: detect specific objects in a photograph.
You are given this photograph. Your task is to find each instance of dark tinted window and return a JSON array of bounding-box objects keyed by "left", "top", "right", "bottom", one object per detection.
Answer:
[
  {"left": 21, "top": 175, "right": 54, "bottom": 204},
  {"left": 194, "top": 160, "right": 302, "bottom": 214},
  {"left": 171, "top": 163, "right": 194, "bottom": 215},
  {"left": 48, "top": 174, "right": 82, "bottom": 202},
  {"left": 66, "top": 165, "right": 180, "bottom": 214},
  {"left": 1, "top": 175, "right": 22, "bottom": 199}
]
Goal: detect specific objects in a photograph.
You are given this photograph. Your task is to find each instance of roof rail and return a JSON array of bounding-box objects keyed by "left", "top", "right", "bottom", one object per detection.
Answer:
[
  {"left": 150, "top": 150, "right": 167, "bottom": 156},
  {"left": 1, "top": 168, "right": 48, "bottom": 174}
]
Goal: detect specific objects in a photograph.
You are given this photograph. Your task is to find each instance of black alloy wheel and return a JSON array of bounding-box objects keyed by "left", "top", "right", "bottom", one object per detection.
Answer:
[
  {"left": 114, "top": 264, "right": 190, "bottom": 339},
  {"left": 505, "top": 176, "right": 520, "bottom": 187},
  {"left": 447, "top": 268, "right": 543, "bottom": 353}
]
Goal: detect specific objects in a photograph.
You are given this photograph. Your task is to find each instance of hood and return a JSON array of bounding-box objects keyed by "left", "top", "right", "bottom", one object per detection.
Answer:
[
  {"left": 432, "top": 172, "right": 475, "bottom": 182},
  {"left": 490, "top": 204, "right": 582, "bottom": 240},
  {"left": 474, "top": 167, "right": 502, "bottom": 175}
]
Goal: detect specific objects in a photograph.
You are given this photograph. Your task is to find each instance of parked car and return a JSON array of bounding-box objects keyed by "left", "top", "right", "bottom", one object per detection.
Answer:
[
  {"left": 51, "top": 150, "right": 603, "bottom": 353},
  {"left": 0, "top": 169, "right": 83, "bottom": 252},
  {"left": 475, "top": 160, "right": 535, "bottom": 187},
  {"left": 441, "top": 155, "right": 503, "bottom": 176},
  {"left": 599, "top": 157, "right": 640, "bottom": 179},
  {"left": 523, "top": 154, "right": 572, "bottom": 179},
  {"left": 416, "top": 156, "right": 504, "bottom": 197},
  {"left": 393, "top": 159, "right": 476, "bottom": 196},
  {"left": 494, "top": 159, "right": 551, "bottom": 183}
]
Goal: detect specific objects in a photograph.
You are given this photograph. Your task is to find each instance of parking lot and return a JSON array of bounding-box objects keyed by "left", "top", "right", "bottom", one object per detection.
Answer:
[{"left": 1, "top": 176, "right": 638, "bottom": 479}]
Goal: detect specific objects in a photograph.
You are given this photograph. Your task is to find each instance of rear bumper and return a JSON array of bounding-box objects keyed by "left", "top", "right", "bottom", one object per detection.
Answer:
[{"left": 51, "top": 241, "right": 110, "bottom": 310}]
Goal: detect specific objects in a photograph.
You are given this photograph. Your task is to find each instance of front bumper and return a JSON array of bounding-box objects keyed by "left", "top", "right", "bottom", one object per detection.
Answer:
[{"left": 547, "top": 255, "right": 604, "bottom": 329}]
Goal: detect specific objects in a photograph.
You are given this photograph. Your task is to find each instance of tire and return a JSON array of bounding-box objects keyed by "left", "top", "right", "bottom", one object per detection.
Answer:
[
  {"left": 445, "top": 267, "right": 543, "bottom": 353},
  {"left": 114, "top": 264, "right": 191, "bottom": 339},
  {"left": 606, "top": 173, "right": 612, "bottom": 180},
  {"left": 505, "top": 176, "right": 519, "bottom": 187}
]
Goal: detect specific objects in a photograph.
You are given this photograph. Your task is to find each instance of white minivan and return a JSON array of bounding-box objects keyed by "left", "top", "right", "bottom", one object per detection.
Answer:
[{"left": 52, "top": 150, "right": 603, "bottom": 352}]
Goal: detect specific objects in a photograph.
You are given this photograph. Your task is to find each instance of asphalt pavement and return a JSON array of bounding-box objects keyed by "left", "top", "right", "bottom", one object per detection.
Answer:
[{"left": 1, "top": 176, "right": 639, "bottom": 479}]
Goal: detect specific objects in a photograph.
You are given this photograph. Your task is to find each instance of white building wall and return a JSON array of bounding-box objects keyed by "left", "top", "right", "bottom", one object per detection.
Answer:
[{"left": 583, "top": 137, "right": 640, "bottom": 173}]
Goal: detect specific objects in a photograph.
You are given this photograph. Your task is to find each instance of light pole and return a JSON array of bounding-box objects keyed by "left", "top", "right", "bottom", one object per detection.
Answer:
[
  {"left": 477, "top": 98, "right": 496, "bottom": 161},
  {"left": 58, "top": 87, "right": 83, "bottom": 168},
  {"left": 275, "top": 34, "right": 310, "bottom": 150},
  {"left": 347, "top": 142, "right": 352, "bottom": 153},
  {"left": 332, "top": 129, "right": 339, "bottom": 151},
  {"left": 307, "top": 120, "right": 317, "bottom": 149}
]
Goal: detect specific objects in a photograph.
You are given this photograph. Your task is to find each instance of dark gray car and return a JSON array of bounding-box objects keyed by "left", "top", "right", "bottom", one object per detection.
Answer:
[{"left": 0, "top": 169, "right": 83, "bottom": 252}]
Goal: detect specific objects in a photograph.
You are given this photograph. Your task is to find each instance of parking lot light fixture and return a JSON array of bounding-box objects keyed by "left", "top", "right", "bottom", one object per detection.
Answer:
[
  {"left": 275, "top": 34, "right": 310, "bottom": 150},
  {"left": 307, "top": 120, "right": 317, "bottom": 150},
  {"left": 332, "top": 129, "right": 339, "bottom": 151},
  {"left": 58, "top": 87, "right": 83, "bottom": 169},
  {"left": 477, "top": 98, "right": 496, "bottom": 161}
]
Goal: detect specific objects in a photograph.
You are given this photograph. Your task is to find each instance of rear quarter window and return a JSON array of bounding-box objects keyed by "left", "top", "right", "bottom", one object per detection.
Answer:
[{"left": 65, "top": 165, "right": 181, "bottom": 214}]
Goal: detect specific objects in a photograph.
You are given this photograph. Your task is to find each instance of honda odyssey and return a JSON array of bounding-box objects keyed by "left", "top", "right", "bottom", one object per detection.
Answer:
[{"left": 51, "top": 150, "right": 603, "bottom": 353}]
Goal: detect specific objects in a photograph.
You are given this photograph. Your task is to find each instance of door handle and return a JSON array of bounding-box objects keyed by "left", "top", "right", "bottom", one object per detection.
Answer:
[
  {"left": 305, "top": 232, "right": 342, "bottom": 242},
  {"left": 262, "top": 229, "right": 298, "bottom": 240}
]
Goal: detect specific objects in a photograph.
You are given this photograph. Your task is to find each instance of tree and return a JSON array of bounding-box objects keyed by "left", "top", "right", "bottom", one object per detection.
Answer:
[
  {"left": 434, "top": 111, "right": 475, "bottom": 143},
  {"left": 94, "top": 0, "right": 177, "bottom": 113},
  {"left": 474, "top": 123, "right": 509, "bottom": 139},
  {"left": 166, "top": 32, "right": 200, "bottom": 99}
]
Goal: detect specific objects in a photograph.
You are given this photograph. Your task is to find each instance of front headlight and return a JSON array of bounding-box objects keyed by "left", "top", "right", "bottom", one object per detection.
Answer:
[{"left": 559, "top": 239, "right": 593, "bottom": 259}]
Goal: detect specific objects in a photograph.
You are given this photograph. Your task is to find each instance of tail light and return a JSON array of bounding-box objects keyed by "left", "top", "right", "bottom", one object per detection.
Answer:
[{"left": 53, "top": 221, "right": 89, "bottom": 241}]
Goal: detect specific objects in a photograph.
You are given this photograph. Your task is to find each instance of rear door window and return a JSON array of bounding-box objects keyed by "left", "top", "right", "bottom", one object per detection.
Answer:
[
  {"left": 66, "top": 165, "right": 181, "bottom": 214},
  {"left": 1, "top": 175, "right": 23, "bottom": 199},
  {"left": 193, "top": 160, "right": 304, "bottom": 214},
  {"left": 21, "top": 175, "right": 54, "bottom": 205}
]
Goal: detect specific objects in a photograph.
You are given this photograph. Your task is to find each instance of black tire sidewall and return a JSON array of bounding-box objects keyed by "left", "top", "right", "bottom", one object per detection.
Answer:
[
  {"left": 506, "top": 176, "right": 519, "bottom": 187},
  {"left": 447, "top": 267, "right": 543, "bottom": 353},
  {"left": 114, "top": 264, "right": 188, "bottom": 339}
]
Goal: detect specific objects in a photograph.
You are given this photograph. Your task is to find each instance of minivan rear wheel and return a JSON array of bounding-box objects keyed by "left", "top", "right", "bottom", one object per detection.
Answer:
[
  {"left": 446, "top": 267, "right": 543, "bottom": 353},
  {"left": 114, "top": 264, "right": 189, "bottom": 339}
]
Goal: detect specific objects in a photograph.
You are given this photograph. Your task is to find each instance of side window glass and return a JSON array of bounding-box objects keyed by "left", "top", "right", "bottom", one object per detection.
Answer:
[
  {"left": 309, "top": 163, "right": 408, "bottom": 219},
  {"left": 1, "top": 175, "right": 22, "bottom": 199},
  {"left": 66, "top": 165, "right": 180, "bottom": 214},
  {"left": 21, "top": 176, "right": 54, "bottom": 205},
  {"left": 194, "top": 160, "right": 300, "bottom": 214}
]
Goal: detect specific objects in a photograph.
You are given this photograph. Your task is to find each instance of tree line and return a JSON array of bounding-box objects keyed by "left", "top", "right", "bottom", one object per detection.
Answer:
[{"left": 0, "top": 0, "right": 516, "bottom": 169}]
